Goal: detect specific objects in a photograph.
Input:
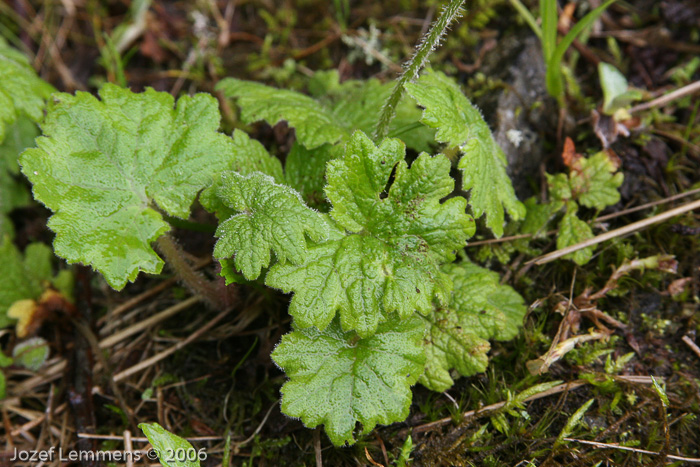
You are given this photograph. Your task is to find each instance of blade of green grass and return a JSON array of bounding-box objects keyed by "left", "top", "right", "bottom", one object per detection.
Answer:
[{"left": 546, "top": 0, "right": 618, "bottom": 100}]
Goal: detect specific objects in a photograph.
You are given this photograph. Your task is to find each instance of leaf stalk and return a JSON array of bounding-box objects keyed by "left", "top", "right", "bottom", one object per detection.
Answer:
[{"left": 155, "top": 233, "right": 224, "bottom": 309}]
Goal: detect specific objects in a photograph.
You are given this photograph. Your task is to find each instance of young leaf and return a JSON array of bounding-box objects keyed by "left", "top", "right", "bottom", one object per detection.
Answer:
[
  {"left": 419, "top": 262, "right": 527, "bottom": 392},
  {"left": 20, "top": 84, "right": 236, "bottom": 289},
  {"left": 139, "top": 422, "right": 200, "bottom": 467},
  {"left": 557, "top": 202, "right": 594, "bottom": 265},
  {"left": 267, "top": 131, "right": 475, "bottom": 337},
  {"left": 0, "top": 238, "right": 55, "bottom": 328},
  {"left": 0, "top": 38, "right": 55, "bottom": 142},
  {"left": 599, "top": 63, "right": 642, "bottom": 116},
  {"left": 405, "top": 69, "right": 525, "bottom": 237},
  {"left": 213, "top": 171, "right": 329, "bottom": 281},
  {"left": 271, "top": 315, "right": 425, "bottom": 446},
  {"left": 570, "top": 151, "right": 624, "bottom": 210},
  {"left": 12, "top": 336, "right": 50, "bottom": 371}
]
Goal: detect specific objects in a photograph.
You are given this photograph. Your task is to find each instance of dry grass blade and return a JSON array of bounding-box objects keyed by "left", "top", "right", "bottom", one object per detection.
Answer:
[
  {"left": 683, "top": 335, "right": 700, "bottom": 360},
  {"left": 412, "top": 376, "right": 657, "bottom": 435},
  {"left": 112, "top": 307, "right": 233, "bottom": 382},
  {"left": 529, "top": 198, "right": 700, "bottom": 265},
  {"left": 629, "top": 80, "right": 700, "bottom": 114},
  {"left": 562, "top": 438, "right": 700, "bottom": 463}
]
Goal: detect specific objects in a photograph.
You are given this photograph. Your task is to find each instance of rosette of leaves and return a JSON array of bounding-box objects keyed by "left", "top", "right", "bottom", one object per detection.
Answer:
[
  {"left": 546, "top": 149, "right": 624, "bottom": 264},
  {"left": 265, "top": 131, "right": 476, "bottom": 337}
]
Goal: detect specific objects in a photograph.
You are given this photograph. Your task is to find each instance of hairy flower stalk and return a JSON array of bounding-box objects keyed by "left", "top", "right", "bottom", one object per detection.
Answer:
[{"left": 372, "top": 0, "right": 465, "bottom": 141}]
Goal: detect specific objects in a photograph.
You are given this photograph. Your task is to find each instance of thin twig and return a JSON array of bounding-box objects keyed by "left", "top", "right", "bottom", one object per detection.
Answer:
[
  {"left": 629, "top": 80, "right": 700, "bottom": 114},
  {"left": 468, "top": 188, "right": 700, "bottom": 248},
  {"left": 411, "top": 376, "right": 655, "bottom": 434},
  {"left": 99, "top": 296, "right": 201, "bottom": 349},
  {"left": 529, "top": 198, "right": 700, "bottom": 265},
  {"left": 563, "top": 438, "right": 700, "bottom": 463},
  {"left": 683, "top": 335, "right": 700, "bottom": 360},
  {"left": 112, "top": 308, "right": 233, "bottom": 382},
  {"left": 77, "top": 433, "right": 224, "bottom": 442}
]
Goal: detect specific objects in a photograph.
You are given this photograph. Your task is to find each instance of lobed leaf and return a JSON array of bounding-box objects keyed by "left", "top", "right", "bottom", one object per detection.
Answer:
[
  {"left": 405, "top": 69, "right": 525, "bottom": 237},
  {"left": 200, "top": 129, "right": 284, "bottom": 220},
  {"left": 267, "top": 131, "right": 474, "bottom": 337},
  {"left": 271, "top": 315, "right": 425, "bottom": 446},
  {"left": 20, "top": 84, "right": 236, "bottom": 289},
  {"left": 217, "top": 78, "right": 345, "bottom": 149},
  {"left": 217, "top": 73, "right": 434, "bottom": 152},
  {"left": 557, "top": 202, "right": 594, "bottom": 265},
  {"left": 571, "top": 151, "right": 624, "bottom": 211},
  {"left": 419, "top": 262, "right": 527, "bottom": 392},
  {"left": 0, "top": 38, "right": 55, "bottom": 142},
  {"left": 213, "top": 171, "right": 329, "bottom": 281}
]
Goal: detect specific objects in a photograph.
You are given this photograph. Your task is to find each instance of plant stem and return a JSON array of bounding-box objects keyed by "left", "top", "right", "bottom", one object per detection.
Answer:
[
  {"left": 156, "top": 233, "right": 223, "bottom": 308},
  {"left": 373, "top": 0, "right": 465, "bottom": 142}
]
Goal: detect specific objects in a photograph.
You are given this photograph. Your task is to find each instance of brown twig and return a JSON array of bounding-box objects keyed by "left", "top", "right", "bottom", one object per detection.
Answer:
[
  {"left": 562, "top": 438, "right": 700, "bottom": 463},
  {"left": 683, "top": 335, "right": 700, "bottom": 360},
  {"left": 529, "top": 198, "right": 700, "bottom": 265}
]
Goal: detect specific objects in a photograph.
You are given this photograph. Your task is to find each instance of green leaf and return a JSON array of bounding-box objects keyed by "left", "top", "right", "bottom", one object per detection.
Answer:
[
  {"left": 284, "top": 142, "right": 340, "bottom": 210},
  {"left": 225, "top": 129, "right": 284, "bottom": 183},
  {"left": 554, "top": 398, "right": 595, "bottom": 447},
  {"left": 419, "top": 262, "right": 527, "bottom": 392},
  {"left": 0, "top": 38, "right": 55, "bottom": 142},
  {"left": 12, "top": 336, "right": 50, "bottom": 371},
  {"left": 139, "top": 422, "right": 200, "bottom": 467},
  {"left": 217, "top": 75, "right": 434, "bottom": 152},
  {"left": 213, "top": 171, "right": 329, "bottom": 281},
  {"left": 599, "top": 63, "right": 642, "bottom": 115},
  {"left": 200, "top": 129, "right": 284, "bottom": 220},
  {"left": 0, "top": 117, "right": 38, "bottom": 237},
  {"left": 319, "top": 74, "right": 435, "bottom": 153},
  {"left": 520, "top": 197, "right": 557, "bottom": 237},
  {"left": 546, "top": 172, "right": 573, "bottom": 203},
  {"left": 405, "top": 70, "right": 525, "bottom": 237},
  {"left": 20, "top": 84, "right": 236, "bottom": 289},
  {"left": 557, "top": 202, "right": 594, "bottom": 265},
  {"left": 571, "top": 152, "right": 624, "bottom": 210},
  {"left": 271, "top": 315, "right": 426, "bottom": 446},
  {"left": 217, "top": 78, "right": 345, "bottom": 149},
  {"left": 446, "top": 262, "right": 527, "bottom": 341},
  {"left": 267, "top": 131, "right": 474, "bottom": 337},
  {"left": 0, "top": 238, "right": 53, "bottom": 328},
  {"left": 420, "top": 308, "right": 490, "bottom": 392}
]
